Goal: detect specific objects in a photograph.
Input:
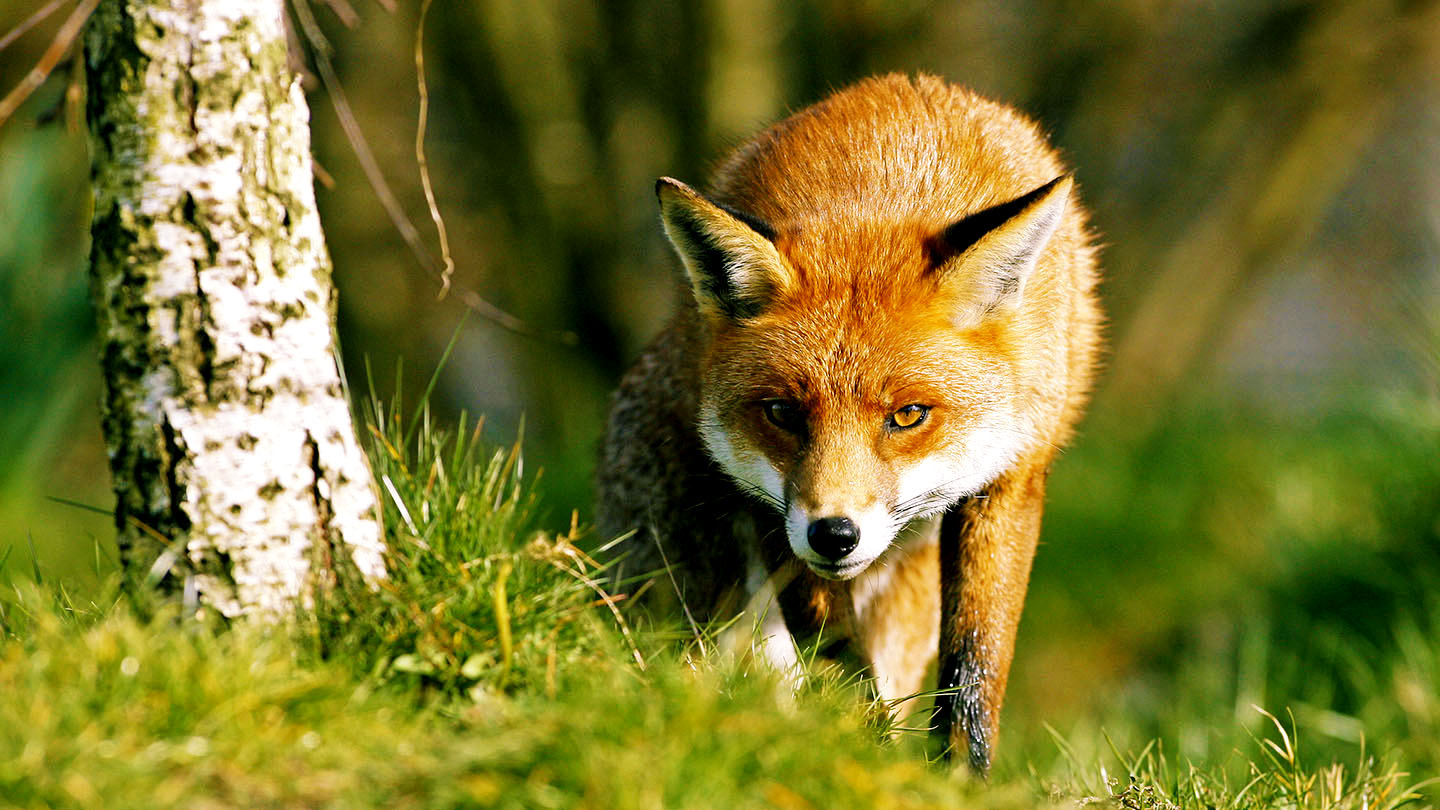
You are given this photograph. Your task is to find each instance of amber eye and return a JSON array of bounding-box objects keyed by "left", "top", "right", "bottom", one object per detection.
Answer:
[
  {"left": 889, "top": 404, "right": 930, "bottom": 430},
  {"left": 762, "top": 400, "right": 804, "bottom": 432}
]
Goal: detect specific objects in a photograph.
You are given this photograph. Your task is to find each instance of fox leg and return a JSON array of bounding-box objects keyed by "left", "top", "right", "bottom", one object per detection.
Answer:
[
  {"left": 720, "top": 556, "right": 803, "bottom": 680},
  {"left": 931, "top": 463, "right": 1048, "bottom": 774},
  {"left": 852, "top": 534, "right": 940, "bottom": 729}
]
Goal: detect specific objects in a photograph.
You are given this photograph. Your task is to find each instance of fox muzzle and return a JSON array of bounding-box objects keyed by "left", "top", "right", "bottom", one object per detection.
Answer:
[{"left": 806, "top": 516, "right": 860, "bottom": 560}]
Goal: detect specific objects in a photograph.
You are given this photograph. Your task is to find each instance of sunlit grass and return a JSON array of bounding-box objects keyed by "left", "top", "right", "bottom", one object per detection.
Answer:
[{"left": 1, "top": 389, "right": 1436, "bottom": 808}]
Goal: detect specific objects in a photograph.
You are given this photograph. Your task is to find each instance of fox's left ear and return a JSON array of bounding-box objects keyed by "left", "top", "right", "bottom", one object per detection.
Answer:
[
  {"left": 934, "top": 175, "right": 1072, "bottom": 326},
  {"left": 656, "top": 177, "right": 792, "bottom": 321}
]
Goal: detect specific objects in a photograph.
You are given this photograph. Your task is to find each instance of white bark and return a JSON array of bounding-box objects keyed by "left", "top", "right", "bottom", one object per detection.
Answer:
[{"left": 85, "top": 0, "right": 385, "bottom": 617}]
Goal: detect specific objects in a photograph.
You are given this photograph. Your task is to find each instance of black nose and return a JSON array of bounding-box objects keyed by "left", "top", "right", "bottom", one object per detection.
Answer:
[{"left": 807, "top": 517, "right": 859, "bottom": 560}]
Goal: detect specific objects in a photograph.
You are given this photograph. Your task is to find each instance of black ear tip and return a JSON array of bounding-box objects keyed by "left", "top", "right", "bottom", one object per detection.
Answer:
[
  {"left": 1043, "top": 173, "right": 1075, "bottom": 196},
  {"left": 1033, "top": 174, "right": 1068, "bottom": 195}
]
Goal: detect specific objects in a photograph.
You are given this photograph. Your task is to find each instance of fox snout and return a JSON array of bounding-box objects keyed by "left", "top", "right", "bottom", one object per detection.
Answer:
[
  {"left": 785, "top": 494, "right": 899, "bottom": 579},
  {"left": 806, "top": 516, "right": 860, "bottom": 560}
]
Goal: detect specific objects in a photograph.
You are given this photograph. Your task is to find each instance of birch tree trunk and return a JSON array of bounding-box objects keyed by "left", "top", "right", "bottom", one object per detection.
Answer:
[{"left": 84, "top": 0, "right": 386, "bottom": 617}]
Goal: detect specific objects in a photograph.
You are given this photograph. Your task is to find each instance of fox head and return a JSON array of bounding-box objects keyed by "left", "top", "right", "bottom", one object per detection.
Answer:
[{"left": 656, "top": 175, "right": 1073, "bottom": 580}]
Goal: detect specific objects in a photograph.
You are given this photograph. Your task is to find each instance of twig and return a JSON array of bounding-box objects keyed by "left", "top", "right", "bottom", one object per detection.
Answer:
[
  {"left": 534, "top": 522, "right": 647, "bottom": 671},
  {"left": 0, "top": 0, "right": 100, "bottom": 130},
  {"left": 552, "top": 557, "right": 647, "bottom": 671},
  {"left": 414, "top": 0, "right": 454, "bottom": 299},
  {"left": 45, "top": 494, "right": 113, "bottom": 516},
  {"left": 0, "top": 0, "right": 66, "bottom": 54},
  {"left": 288, "top": 0, "right": 567, "bottom": 341},
  {"left": 316, "top": 0, "right": 358, "bottom": 28}
]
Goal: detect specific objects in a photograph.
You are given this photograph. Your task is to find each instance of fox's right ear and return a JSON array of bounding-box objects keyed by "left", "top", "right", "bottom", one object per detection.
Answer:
[
  {"left": 656, "top": 177, "right": 791, "bottom": 321},
  {"left": 934, "top": 175, "right": 1073, "bottom": 328}
]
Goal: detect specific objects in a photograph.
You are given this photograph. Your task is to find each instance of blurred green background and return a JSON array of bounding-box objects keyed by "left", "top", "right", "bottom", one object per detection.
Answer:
[{"left": 2, "top": 0, "right": 1437, "bottom": 770}]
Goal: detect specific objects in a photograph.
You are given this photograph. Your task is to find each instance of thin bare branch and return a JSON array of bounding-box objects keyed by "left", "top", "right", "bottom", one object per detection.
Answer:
[
  {"left": 0, "top": 0, "right": 66, "bottom": 54},
  {"left": 288, "top": 0, "right": 570, "bottom": 341},
  {"left": 312, "top": 157, "right": 335, "bottom": 189},
  {"left": 414, "top": 0, "right": 455, "bottom": 299},
  {"left": 317, "top": 0, "right": 359, "bottom": 28},
  {"left": 0, "top": 0, "right": 99, "bottom": 130}
]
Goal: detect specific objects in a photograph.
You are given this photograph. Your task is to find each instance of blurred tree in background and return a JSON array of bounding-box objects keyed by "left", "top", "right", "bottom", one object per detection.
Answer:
[{"left": 1, "top": 0, "right": 1437, "bottom": 767}]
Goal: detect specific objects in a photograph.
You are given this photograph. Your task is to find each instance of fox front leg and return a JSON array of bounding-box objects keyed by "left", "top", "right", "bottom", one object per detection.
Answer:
[
  {"left": 930, "top": 465, "right": 1048, "bottom": 774},
  {"left": 719, "top": 556, "right": 804, "bottom": 682}
]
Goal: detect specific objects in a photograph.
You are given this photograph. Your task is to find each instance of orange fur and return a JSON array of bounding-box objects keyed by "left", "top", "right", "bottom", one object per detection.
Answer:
[{"left": 597, "top": 74, "right": 1102, "bottom": 772}]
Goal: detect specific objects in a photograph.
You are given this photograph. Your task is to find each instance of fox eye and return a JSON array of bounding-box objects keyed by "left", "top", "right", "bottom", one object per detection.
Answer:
[
  {"left": 761, "top": 400, "right": 804, "bottom": 432},
  {"left": 889, "top": 404, "right": 930, "bottom": 430}
]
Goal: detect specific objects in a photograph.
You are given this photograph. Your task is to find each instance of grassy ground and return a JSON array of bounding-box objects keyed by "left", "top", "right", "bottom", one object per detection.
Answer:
[{"left": 2, "top": 391, "right": 1437, "bottom": 808}]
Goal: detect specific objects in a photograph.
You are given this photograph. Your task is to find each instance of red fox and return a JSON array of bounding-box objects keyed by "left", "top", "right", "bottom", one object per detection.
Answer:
[{"left": 596, "top": 74, "right": 1101, "bottom": 772}]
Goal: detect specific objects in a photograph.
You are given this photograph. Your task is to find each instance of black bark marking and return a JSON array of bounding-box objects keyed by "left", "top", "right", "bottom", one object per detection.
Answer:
[
  {"left": 304, "top": 432, "right": 338, "bottom": 588},
  {"left": 98, "top": 340, "right": 140, "bottom": 537},
  {"left": 177, "top": 0, "right": 203, "bottom": 137},
  {"left": 84, "top": 4, "right": 147, "bottom": 147},
  {"left": 158, "top": 416, "right": 192, "bottom": 535},
  {"left": 180, "top": 192, "right": 219, "bottom": 398}
]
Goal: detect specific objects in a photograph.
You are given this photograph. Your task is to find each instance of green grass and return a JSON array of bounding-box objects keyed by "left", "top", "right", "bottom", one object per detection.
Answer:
[{"left": 1, "top": 391, "right": 1437, "bottom": 808}]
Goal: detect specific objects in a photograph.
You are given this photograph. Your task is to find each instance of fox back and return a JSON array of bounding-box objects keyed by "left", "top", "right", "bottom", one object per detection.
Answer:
[{"left": 597, "top": 74, "right": 1101, "bottom": 771}]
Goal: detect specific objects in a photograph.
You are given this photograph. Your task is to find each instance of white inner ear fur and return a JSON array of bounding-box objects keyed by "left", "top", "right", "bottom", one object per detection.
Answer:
[
  {"left": 659, "top": 214, "right": 780, "bottom": 300},
  {"left": 948, "top": 177, "right": 1071, "bottom": 327},
  {"left": 701, "top": 227, "right": 782, "bottom": 302},
  {"left": 656, "top": 177, "right": 789, "bottom": 316}
]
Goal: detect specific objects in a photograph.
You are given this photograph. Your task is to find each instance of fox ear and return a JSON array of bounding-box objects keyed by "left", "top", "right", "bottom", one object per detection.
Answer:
[
  {"left": 934, "top": 175, "right": 1072, "bottom": 327},
  {"left": 656, "top": 177, "right": 790, "bottom": 320}
]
